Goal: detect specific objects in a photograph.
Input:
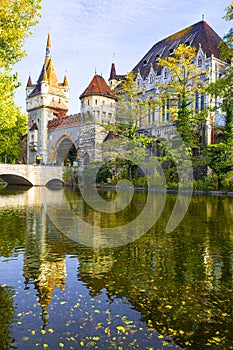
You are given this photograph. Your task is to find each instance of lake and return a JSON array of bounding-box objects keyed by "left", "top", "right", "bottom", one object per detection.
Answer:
[{"left": 0, "top": 185, "right": 233, "bottom": 349}]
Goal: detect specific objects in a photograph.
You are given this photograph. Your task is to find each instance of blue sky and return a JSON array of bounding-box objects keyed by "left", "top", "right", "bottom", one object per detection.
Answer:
[{"left": 14, "top": 0, "right": 231, "bottom": 114}]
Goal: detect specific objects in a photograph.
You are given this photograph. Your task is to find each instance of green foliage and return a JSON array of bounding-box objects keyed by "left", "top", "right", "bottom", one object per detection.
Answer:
[
  {"left": 219, "top": 3, "right": 233, "bottom": 61},
  {"left": 158, "top": 44, "right": 207, "bottom": 147},
  {"left": 0, "top": 0, "right": 41, "bottom": 163},
  {"left": 0, "top": 72, "right": 27, "bottom": 162},
  {"left": 0, "top": 0, "right": 41, "bottom": 69}
]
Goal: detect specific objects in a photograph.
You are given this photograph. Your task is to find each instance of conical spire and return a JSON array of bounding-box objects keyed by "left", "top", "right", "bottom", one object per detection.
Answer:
[
  {"left": 109, "top": 62, "right": 116, "bottom": 80},
  {"left": 63, "top": 75, "right": 69, "bottom": 87},
  {"left": 27, "top": 76, "right": 33, "bottom": 87},
  {"left": 46, "top": 33, "right": 51, "bottom": 57}
]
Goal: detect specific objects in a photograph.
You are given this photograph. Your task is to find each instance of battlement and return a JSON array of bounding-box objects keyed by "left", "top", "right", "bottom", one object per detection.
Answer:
[{"left": 48, "top": 113, "right": 81, "bottom": 130}]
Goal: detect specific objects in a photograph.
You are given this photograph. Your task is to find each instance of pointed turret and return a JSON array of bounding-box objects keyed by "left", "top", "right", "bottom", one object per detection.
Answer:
[
  {"left": 80, "top": 74, "right": 116, "bottom": 100},
  {"left": 63, "top": 75, "right": 69, "bottom": 87},
  {"left": 27, "top": 34, "right": 69, "bottom": 100},
  {"left": 27, "top": 76, "right": 32, "bottom": 87},
  {"left": 46, "top": 33, "right": 51, "bottom": 57},
  {"left": 109, "top": 62, "right": 116, "bottom": 80},
  {"left": 108, "top": 62, "right": 125, "bottom": 89}
]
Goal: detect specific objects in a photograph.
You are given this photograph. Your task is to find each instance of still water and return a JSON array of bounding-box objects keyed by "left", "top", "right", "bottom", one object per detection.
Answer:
[{"left": 0, "top": 186, "right": 233, "bottom": 350}]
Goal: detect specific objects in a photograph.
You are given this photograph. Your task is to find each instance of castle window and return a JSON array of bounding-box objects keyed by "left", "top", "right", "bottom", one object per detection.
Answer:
[
  {"left": 102, "top": 100, "right": 105, "bottom": 106},
  {"left": 87, "top": 99, "right": 90, "bottom": 106},
  {"left": 164, "top": 68, "right": 168, "bottom": 79},
  {"left": 169, "top": 48, "right": 174, "bottom": 55},
  {"left": 95, "top": 99, "right": 98, "bottom": 105},
  {"left": 143, "top": 59, "right": 148, "bottom": 66},
  {"left": 149, "top": 74, "right": 153, "bottom": 84},
  {"left": 197, "top": 56, "right": 202, "bottom": 67},
  {"left": 155, "top": 54, "right": 160, "bottom": 63}
]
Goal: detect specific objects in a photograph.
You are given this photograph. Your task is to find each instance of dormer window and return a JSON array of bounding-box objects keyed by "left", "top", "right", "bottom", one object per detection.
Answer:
[
  {"left": 169, "top": 48, "right": 174, "bottom": 55},
  {"left": 143, "top": 59, "right": 148, "bottom": 66},
  {"left": 185, "top": 41, "right": 190, "bottom": 46},
  {"left": 155, "top": 54, "right": 160, "bottom": 63}
]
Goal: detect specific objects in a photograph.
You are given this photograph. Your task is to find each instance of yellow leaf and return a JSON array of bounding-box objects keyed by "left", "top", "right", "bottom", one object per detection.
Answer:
[
  {"left": 116, "top": 326, "right": 125, "bottom": 333},
  {"left": 41, "top": 329, "right": 46, "bottom": 334},
  {"left": 31, "top": 330, "right": 36, "bottom": 335},
  {"left": 93, "top": 336, "right": 99, "bottom": 341},
  {"left": 59, "top": 343, "right": 65, "bottom": 348},
  {"left": 165, "top": 304, "right": 173, "bottom": 309},
  {"left": 158, "top": 335, "right": 164, "bottom": 339},
  {"left": 43, "top": 345, "right": 48, "bottom": 349},
  {"left": 80, "top": 341, "right": 85, "bottom": 346}
]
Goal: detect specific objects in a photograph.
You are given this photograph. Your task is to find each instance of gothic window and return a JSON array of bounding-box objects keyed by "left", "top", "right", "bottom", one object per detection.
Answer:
[
  {"left": 195, "top": 92, "right": 199, "bottom": 113},
  {"left": 149, "top": 74, "right": 153, "bottom": 84},
  {"left": 95, "top": 99, "right": 98, "bottom": 105},
  {"left": 197, "top": 56, "right": 202, "bottom": 67},
  {"left": 201, "top": 93, "right": 205, "bottom": 110},
  {"left": 164, "top": 68, "right": 168, "bottom": 79},
  {"left": 167, "top": 99, "right": 170, "bottom": 121}
]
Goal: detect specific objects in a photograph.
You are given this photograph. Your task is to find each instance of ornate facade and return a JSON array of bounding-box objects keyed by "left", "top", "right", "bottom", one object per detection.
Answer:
[{"left": 26, "top": 20, "right": 227, "bottom": 165}]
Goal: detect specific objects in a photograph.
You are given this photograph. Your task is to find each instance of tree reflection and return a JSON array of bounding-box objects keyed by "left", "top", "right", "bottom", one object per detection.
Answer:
[{"left": 0, "top": 286, "right": 16, "bottom": 350}]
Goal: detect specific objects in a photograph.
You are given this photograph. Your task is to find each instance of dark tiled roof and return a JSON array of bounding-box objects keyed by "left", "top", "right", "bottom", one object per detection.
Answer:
[
  {"left": 132, "top": 20, "right": 223, "bottom": 78},
  {"left": 80, "top": 74, "right": 116, "bottom": 99},
  {"left": 109, "top": 63, "right": 125, "bottom": 81}
]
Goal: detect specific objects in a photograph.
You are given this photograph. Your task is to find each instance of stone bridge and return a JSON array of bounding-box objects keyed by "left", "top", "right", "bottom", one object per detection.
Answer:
[{"left": 0, "top": 164, "right": 63, "bottom": 186}]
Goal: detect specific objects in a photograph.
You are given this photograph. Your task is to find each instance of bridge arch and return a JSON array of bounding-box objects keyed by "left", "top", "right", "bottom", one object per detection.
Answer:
[
  {"left": 48, "top": 133, "right": 79, "bottom": 166},
  {"left": 0, "top": 164, "right": 63, "bottom": 186},
  {"left": 0, "top": 174, "right": 33, "bottom": 186}
]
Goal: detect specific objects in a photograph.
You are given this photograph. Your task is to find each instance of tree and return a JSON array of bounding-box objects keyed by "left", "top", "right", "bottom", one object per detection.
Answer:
[
  {"left": 218, "top": 3, "right": 233, "bottom": 61},
  {"left": 102, "top": 72, "right": 152, "bottom": 181},
  {"left": 0, "top": 0, "right": 41, "bottom": 163},
  {"left": 158, "top": 44, "right": 207, "bottom": 149},
  {"left": 0, "top": 0, "right": 41, "bottom": 69},
  {"left": 204, "top": 3, "right": 233, "bottom": 183}
]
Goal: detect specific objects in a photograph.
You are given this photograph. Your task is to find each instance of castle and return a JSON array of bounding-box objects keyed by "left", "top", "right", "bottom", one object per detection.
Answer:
[{"left": 26, "top": 19, "right": 226, "bottom": 166}]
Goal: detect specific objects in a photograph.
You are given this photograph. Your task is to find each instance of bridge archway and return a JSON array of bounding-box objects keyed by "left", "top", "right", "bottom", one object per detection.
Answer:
[
  {"left": 0, "top": 174, "right": 33, "bottom": 186},
  {"left": 48, "top": 133, "right": 79, "bottom": 166}
]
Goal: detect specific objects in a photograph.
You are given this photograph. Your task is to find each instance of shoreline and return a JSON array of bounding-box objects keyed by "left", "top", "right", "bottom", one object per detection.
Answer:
[{"left": 82, "top": 184, "right": 233, "bottom": 197}]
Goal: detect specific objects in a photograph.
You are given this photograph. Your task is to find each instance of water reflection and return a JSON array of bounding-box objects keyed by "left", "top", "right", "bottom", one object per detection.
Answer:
[{"left": 0, "top": 186, "right": 233, "bottom": 349}]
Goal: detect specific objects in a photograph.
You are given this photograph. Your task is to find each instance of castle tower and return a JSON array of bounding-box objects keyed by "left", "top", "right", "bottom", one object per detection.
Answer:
[
  {"left": 79, "top": 74, "right": 117, "bottom": 165},
  {"left": 108, "top": 62, "right": 125, "bottom": 89},
  {"left": 26, "top": 34, "right": 69, "bottom": 164}
]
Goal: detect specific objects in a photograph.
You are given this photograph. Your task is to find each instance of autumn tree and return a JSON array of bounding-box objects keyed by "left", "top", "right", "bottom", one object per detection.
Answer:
[
  {"left": 102, "top": 72, "right": 152, "bottom": 181},
  {"left": 158, "top": 44, "right": 207, "bottom": 149},
  {"left": 0, "top": 0, "right": 41, "bottom": 163},
  {"left": 206, "top": 2, "right": 233, "bottom": 179}
]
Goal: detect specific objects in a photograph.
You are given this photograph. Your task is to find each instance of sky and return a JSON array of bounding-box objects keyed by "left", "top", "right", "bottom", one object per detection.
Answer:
[{"left": 14, "top": 0, "right": 232, "bottom": 115}]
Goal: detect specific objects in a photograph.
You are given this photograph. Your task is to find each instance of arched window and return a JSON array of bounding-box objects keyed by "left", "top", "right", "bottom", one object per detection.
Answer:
[{"left": 197, "top": 56, "right": 202, "bottom": 67}]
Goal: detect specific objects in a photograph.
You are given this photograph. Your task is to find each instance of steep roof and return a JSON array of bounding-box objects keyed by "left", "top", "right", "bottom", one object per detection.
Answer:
[
  {"left": 80, "top": 74, "right": 116, "bottom": 100},
  {"left": 108, "top": 63, "right": 125, "bottom": 81},
  {"left": 28, "top": 34, "right": 68, "bottom": 98},
  {"left": 132, "top": 20, "right": 223, "bottom": 78}
]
